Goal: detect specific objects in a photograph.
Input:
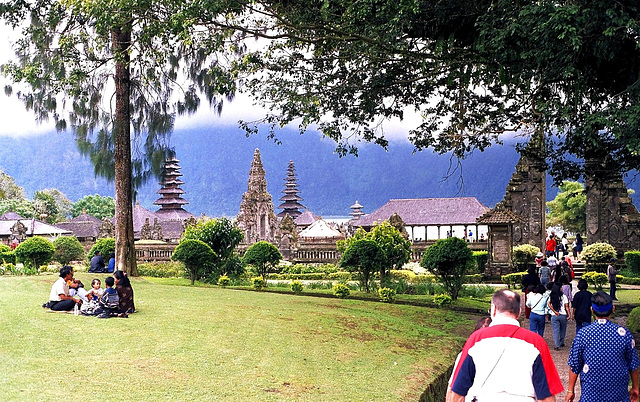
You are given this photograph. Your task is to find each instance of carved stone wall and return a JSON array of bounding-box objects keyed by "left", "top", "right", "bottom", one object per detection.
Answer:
[
  {"left": 498, "top": 134, "right": 546, "bottom": 250},
  {"left": 585, "top": 162, "right": 640, "bottom": 254}
]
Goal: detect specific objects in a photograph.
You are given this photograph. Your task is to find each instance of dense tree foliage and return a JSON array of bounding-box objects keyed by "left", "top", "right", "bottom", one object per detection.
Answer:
[
  {"left": 337, "top": 221, "right": 410, "bottom": 283},
  {"left": 71, "top": 195, "right": 115, "bottom": 220},
  {"left": 546, "top": 181, "right": 586, "bottom": 234},
  {"left": 0, "top": 0, "right": 245, "bottom": 275},
  {"left": 339, "top": 238, "right": 385, "bottom": 293},
  {"left": 182, "top": 217, "right": 244, "bottom": 271},
  {"left": 172, "top": 239, "right": 217, "bottom": 285},
  {"left": 38, "top": 189, "right": 73, "bottom": 222},
  {"left": 227, "top": 0, "right": 640, "bottom": 183},
  {"left": 242, "top": 241, "right": 282, "bottom": 279},
  {"left": 420, "top": 237, "right": 473, "bottom": 300},
  {"left": 0, "top": 170, "right": 25, "bottom": 200}
]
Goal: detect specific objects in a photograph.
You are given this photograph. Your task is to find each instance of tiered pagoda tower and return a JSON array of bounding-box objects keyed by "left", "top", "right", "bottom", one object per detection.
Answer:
[
  {"left": 237, "top": 149, "right": 279, "bottom": 243},
  {"left": 349, "top": 200, "right": 364, "bottom": 221},
  {"left": 153, "top": 157, "right": 193, "bottom": 221},
  {"left": 277, "top": 160, "right": 306, "bottom": 218}
]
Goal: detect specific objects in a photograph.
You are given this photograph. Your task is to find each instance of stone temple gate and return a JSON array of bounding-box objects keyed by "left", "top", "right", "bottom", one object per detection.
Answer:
[{"left": 482, "top": 134, "right": 640, "bottom": 275}]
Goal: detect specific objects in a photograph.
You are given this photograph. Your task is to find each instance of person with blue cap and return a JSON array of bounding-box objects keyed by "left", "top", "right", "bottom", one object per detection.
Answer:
[{"left": 566, "top": 291, "right": 640, "bottom": 401}]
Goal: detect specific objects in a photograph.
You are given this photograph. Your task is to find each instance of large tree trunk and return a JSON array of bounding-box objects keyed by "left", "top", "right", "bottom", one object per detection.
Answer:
[{"left": 112, "top": 25, "right": 138, "bottom": 276}]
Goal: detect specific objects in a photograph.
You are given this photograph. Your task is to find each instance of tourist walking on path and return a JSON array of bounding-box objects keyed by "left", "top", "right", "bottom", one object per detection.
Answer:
[
  {"left": 540, "top": 261, "right": 552, "bottom": 287},
  {"left": 566, "top": 291, "right": 640, "bottom": 402},
  {"left": 449, "top": 289, "right": 563, "bottom": 401},
  {"left": 527, "top": 284, "right": 548, "bottom": 336},
  {"left": 608, "top": 258, "right": 620, "bottom": 301},
  {"left": 571, "top": 279, "right": 593, "bottom": 334},
  {"left": 574, "top": 234, "right": 584, "bottom": 261},
  {"left": 547, "top": 233, "right": 558, "bottom": 258},
  {"left": 522, "top": 267, "right": 540, "bottom": 319},
  {"left": 561, "top": 233, "right": 569, "bottom": 257},
  {"left": 548, "top": 284, "right": 571, "bottom": 351},
  {"left": 535, "top": 251, "right": 545, "bottom": 267}
]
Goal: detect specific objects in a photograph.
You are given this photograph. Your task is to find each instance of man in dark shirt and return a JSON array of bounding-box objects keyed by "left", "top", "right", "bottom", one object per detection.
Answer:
[
  {"left": 89, "top": 250, "right": 106, "bottom": 273},
  {"left": 572, "top": 278, "right": 593, "bottom": 334}
]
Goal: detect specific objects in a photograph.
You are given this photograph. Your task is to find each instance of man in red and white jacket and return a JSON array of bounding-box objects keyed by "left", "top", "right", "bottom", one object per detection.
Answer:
[{"left": 449, "top": 289, "right": 563, "bottom": 401}]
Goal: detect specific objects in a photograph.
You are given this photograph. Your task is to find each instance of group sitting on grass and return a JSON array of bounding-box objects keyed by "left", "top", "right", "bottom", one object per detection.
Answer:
[{"left": 44, "top": 265, "right": 135, "bottom": 318}]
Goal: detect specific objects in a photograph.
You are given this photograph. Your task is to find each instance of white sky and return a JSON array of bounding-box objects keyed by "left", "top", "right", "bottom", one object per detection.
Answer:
[{"left": 0, "top": 23, "right": 420, "bottom": 141}]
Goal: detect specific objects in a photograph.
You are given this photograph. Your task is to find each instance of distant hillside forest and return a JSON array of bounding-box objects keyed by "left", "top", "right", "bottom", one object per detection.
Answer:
[{"left": 1, "top": 126, "right": 639, "bottom": 218}]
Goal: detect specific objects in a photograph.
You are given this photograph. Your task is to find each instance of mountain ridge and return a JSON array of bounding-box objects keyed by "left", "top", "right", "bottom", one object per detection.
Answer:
[{"left": 0, "top": 126, "right": 637, "bottom": 218}]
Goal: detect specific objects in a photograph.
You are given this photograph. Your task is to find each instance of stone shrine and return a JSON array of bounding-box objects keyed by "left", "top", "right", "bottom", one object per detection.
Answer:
[
  {"left": 585, "top": 158, "right": 640, "bottom": 254},
  {"left": 495, "top": 133, "right": 546, "bottom": 250},
  {"left": 237, "top": 149, "right": 279, "bottom": 244}
]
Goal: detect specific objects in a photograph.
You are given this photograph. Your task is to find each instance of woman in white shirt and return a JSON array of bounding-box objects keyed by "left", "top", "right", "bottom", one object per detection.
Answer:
[
  {"left": 547, "top": 283, "right": 571, "bottom": 350},
  {"left": 526, "top": 284, "right": 548, "bottom": 336}
]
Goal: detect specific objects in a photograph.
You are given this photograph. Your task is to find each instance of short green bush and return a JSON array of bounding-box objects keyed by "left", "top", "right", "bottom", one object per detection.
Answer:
[
  {"left": 270, "top": 273, "right": 326, "bottom": 280},
  {"left": 471, "top": 251, "right": 489, "bottom": 274},
  {"left": 328, "top": 272, "right": 352, "bottom": 281},
  {"left": 390, "top": 270, "right": 416, "bottom": 281},
  {"left": 333, "top": 283, "right": 350, "bottom": 298},
  {"left": 291, "top": 280, "right": 304, "bottom": 294},
  {"left": 625, "top": 251, "right": 640, "bottom": 277},
  {"left": 252, "top": 276, "right": 266, "bottom": 290},
  {"left": 582, "top": 271, "right": 608, "bottom": 290},
  {"left": 14, "top": 236, "right": 55, "bottom": 270},
  {"left": 0, "top": 250, "right": 16, "bottom": 265},
  {"left": 433, "top": 294, "right": 452, "bottom": 306},
  {"left": 512, "top": 244, "right": 540, "bottom": 271},
  {"left": 582, "top": 242, "right": 616, "bottom": 273},
  {"left": 218, "top": 275, "right": 231, "bottom": 287},
  {"left": 619, "top": 276, "right": 640, "bottom": 285},
  {"left": 137, "top": 261, "right": 184, "bottom": 278},
  {"left": 627, "top": 307, "right": 640, "bottom": 333},
  {"left": 378, "top": 287, "right": 396, "bottom": 303},
  {"left": 502, "top": 272, "right": 526, "bottom": 289}
]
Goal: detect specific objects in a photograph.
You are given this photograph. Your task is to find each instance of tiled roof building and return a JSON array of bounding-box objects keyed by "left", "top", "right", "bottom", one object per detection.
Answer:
[{"left": 355, "top": 197, "right": 490, "bottom": 242}]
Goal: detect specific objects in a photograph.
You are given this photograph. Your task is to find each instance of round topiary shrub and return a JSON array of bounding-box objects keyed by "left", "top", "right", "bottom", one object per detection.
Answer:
[
  {"left": 627, "top": 306, "right": 640, "bottom": 333},
  {"left": 14, "top": 236, "right": 55, "bottom": 271},
  {"left": 582, "top": 242, "right": 616, "bottom": 273},
  {"left": 378, "top": 287, "right": 396, "bottom": 303},
  {"left": 218, "top": 275, "right": 231, "bottom": 287},
  {"left": 291, "top": 280, "right": 304, "bottom": 294},
  {"left": 333, "top": 283, "right": 350, "bottom": 298},
  {"left": 53, "top": 236, "right": 85, "bottom": 265}
]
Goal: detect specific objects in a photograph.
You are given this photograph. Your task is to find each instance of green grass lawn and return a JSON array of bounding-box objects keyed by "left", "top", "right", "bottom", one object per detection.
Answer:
[{"left": 0, "top": 273, "right": 477, "bottom": 401}]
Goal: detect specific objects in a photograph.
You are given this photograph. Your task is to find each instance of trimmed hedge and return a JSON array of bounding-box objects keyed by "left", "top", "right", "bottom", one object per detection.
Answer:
[
  {"left": 625, "top": 251, "right": 640, "bottom": 276},
  {"left": 0, "top": 250, "right": 16, "bottom": 265},
  {"left": 628, "top": 307, "right": 640, "bottom": 333},
  {"left": 502, "top": 272, "right": 526, "bottom": 289}
]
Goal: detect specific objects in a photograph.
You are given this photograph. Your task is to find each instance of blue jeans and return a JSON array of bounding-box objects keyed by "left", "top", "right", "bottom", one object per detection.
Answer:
[
  {"left": 551, "top": 314, "right": 568, "bottom": 347},
  {"left": 529, "top": 312, "right": 546, "bottom": 336},
  {"left": 575, "top": 320, "right": 591, "bottom": 334}
]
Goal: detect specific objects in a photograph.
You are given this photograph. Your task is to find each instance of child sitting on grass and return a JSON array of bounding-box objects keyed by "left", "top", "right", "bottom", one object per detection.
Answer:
[
  {"left": 97, "top": 277, "right": 121, "bottom": 318},
  {"left": 81, "top": 279, "right": 103, "bottom": 315}
]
